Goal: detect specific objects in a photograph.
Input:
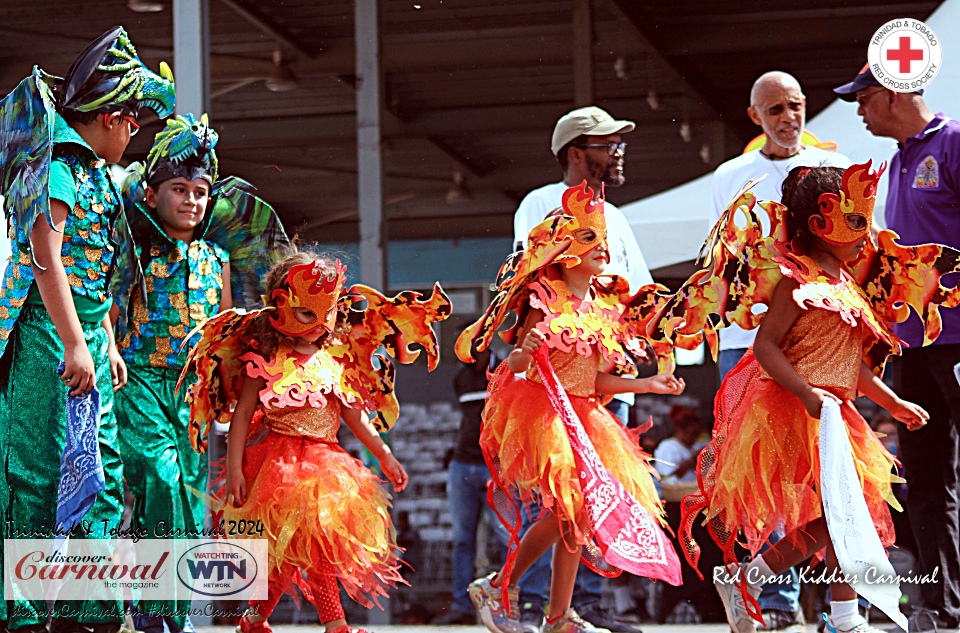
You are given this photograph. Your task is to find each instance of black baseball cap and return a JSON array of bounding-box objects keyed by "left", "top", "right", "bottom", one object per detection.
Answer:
[{"left": 834, "top": 63, "right": 923, "bottom": 101}]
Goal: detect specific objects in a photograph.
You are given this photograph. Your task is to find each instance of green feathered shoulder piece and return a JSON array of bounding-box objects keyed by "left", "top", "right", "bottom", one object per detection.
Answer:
[{"left": 0, "top": 67, "right": 57, "bottom": 250}]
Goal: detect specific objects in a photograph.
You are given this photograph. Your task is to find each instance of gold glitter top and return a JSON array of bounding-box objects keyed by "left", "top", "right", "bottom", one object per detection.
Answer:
[
  {"left": 263, "top": 397, "right": 341, "bottom": 442},
  {"left": 527, "top": 346, "right": 600, "bottom": 398},
  {"left": 759, "top": 308, "right": 864, "bottom": 400}
]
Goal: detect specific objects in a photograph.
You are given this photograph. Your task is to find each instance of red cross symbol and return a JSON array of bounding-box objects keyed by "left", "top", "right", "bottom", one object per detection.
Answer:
[{"left": 887, "top": 36, "right": 924, "bottom": 73}]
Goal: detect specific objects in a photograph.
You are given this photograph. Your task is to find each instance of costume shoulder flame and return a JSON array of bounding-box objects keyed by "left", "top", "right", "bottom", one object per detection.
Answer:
[
  {"left": 180, "top": 283, "right": 451, "bottom": 453},
  {"left": 650, "top": 161, "right": 960, "bottom": 372},
  {"left": 456, "top": 181, "right": 678, "bottom": 372}
]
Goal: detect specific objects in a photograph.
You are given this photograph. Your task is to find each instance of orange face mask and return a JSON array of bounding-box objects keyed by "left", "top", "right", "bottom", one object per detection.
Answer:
[
  {"left": 557, "top": 180, "right": 607, "bottom": 260},
  {"left": 812, "top": 161, "right": 885, "bottom": 246},
  {"left": 268, "top": 259, "right": 347, "bottom": 337}
]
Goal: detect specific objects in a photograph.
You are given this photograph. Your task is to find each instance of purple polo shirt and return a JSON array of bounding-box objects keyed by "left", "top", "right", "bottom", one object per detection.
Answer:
[{"left": 885, "top": 112, "right": 960, "bottom": 348}]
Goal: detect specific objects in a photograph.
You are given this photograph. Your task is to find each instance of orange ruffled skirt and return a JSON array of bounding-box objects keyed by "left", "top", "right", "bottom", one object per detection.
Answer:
[
  {"left": 218, "top": 427, "right": 404, "bottom": 608},
  {"left": 681, "top": 352, "right": 900, "bottom": 569},
  {"left": 481, "top": 372, "right": 664, "bottom": 556}
]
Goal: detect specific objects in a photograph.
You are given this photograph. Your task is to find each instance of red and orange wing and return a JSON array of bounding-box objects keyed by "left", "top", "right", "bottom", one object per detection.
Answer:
[
  {"left": 177, "top": 309, "right": 260, "bottom": 454},
  {"left": 615, "top": 281, "right": 684, "bottom": 374},
  {"left": 328, "top": 283, "right": 452, "bottom": 431},
  {"left": 848, "top": 229, "right": 960, "bottom": 346},
  {"left": 455, "top": 214, "right": 577, "bottom": 362},
  {"left": 648, "top": 181, "right": 788, "bottom": 359}
]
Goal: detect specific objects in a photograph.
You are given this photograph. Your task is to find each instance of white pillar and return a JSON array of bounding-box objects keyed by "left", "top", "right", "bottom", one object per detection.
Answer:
[
  {"left": 355, "top": 0, "right": 386, "bottom": 290},
  {"left": 173, "top": 0, "right": 210, "bottom": 117}
]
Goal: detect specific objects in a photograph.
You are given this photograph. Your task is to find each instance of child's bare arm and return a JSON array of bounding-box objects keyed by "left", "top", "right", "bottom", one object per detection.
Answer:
[
  {"left": 857, "top": 363, "right": 928, "bottom": 430},
  {"left": 595, "top": 372, "right": 685, "bottom": 395},
  {"left": 225, "top": 373, "right": 265, "bottom": 506},
  {"left": 508, "top": 308, "right": 546, "bottom": 373},
  {"left": 754, "top": 278, "right": 839, "bottom": 418},
  {"left": 32, "top": 199, "right": 93, "bottom": 395},
  {"left": 219, "top": 261, "right": 233, "bottom": 312},
  {"left": 341, "top": 407, "right": 409, "bottom": 491},
  {"left": 101, "top": 312, "right": 127, "bottom": 391}
]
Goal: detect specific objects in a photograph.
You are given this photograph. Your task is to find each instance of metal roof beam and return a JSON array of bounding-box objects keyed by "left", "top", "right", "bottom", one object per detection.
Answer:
[
  {"left": 606, "top": 0, "right": 742, "bottom": 136},
  {"left": 217, "top": 0, "right": 319, "bottom": 59}
]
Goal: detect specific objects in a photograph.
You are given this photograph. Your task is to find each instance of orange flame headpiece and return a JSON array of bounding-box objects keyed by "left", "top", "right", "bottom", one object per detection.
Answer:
[
  {"left": 269, "top": 259, "right": 347, "bottom": 337},
  {"left": 813, "top": 161, "right": 885, "bottom": 246},
  {"left": 555, "top": 181, "right": 607, "bottom": 260}
]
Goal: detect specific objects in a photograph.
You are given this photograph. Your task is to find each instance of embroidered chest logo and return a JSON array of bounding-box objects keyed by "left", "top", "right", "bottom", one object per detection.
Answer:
[{"left": 913, "top": 155, "right": 939, "bottom": 189}]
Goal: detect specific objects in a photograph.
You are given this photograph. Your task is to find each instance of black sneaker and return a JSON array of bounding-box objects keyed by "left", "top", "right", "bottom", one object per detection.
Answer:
[
  {"left": 520, "top": 601, "right": 545, "bottom": 633},
  {"left": 432, "top": 608, "right": 476, "bottom": 625},
  {"left": 908, "top": 608, "right": 960, "bottom": 633},
  {"left": 576, "top": 604, "right": 643, "bottom": 633}
]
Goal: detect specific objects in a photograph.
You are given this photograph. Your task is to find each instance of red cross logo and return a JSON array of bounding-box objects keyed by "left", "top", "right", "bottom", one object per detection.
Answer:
[{"left": 887, "top": 36, "right": 924, "bottom": 73}]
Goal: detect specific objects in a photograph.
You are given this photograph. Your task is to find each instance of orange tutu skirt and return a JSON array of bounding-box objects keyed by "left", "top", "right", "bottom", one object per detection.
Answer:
[
  {"left": 681, "top": 352, "right": 900, "bottom": 570},
  {"left": 481, "top": 372, "right": 664, "bottom": 555},
  {"left": 216, "top": 427, "right": 404, "bottom": 608}
]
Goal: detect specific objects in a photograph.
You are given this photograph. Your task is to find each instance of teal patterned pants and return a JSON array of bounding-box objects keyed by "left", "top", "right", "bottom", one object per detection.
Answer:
[
  {"left": 116, "top": 366, "right": 207, "bottom": 626},
  {"left": 2, "top": 305, "right": 124, "bottom": 627}
]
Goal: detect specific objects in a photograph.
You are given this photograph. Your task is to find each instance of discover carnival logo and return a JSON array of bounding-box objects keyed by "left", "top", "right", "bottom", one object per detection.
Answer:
[
  {"left": 4, "top": 539, "right": 266, "bottom": 601},
  {"left": 868, "top": 18, "right": 942, "bottom": 92}
]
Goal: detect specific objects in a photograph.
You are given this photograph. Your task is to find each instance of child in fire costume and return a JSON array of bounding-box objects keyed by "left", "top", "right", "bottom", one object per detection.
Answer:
[
  {"left": 0, "top": 26, "right": 175, "bottom": 633},
  {"left": 650, "top": 163, "right": 960, "bottom": 633},
  {"left": 111, "top": 113, "right": 289, "bottom": 632},
  {"left": 181, "top": 251, "right": 451, "bottom": 633},
  {"left": 456, "top": 183, "right": 687, "bottom": 633}
]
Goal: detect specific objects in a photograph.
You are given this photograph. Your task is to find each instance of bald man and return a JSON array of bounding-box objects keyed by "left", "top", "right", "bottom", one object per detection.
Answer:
[{"left": 709, "top": 71, "right": 850, "bottom": 632}]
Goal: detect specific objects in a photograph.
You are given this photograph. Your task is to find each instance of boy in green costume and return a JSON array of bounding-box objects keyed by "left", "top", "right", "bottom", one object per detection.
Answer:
[
  {"left": 113, "top": 113, "right": 229, "bottom": 633},
  {"left": 0, "top": 26, "right": 175, "bottom": 633}
]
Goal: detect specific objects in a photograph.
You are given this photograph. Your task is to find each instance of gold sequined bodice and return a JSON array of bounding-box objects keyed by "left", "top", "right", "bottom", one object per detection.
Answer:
[
  {"left": 759, "top": 308, "right": 864, "bottom": 400},
  {"left": 527, "top": 347, "right": 600, "bottom": 398},
  {"left": 263, "top": 398, "right": 342, "bottom": 442}
]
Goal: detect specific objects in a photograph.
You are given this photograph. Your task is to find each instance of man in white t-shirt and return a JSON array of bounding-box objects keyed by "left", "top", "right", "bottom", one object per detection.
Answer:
[
  {"left": 711, "top": 71, "right": 851, "bottom": 380},
  {"left": 710, "top": 71, "right": 851, "bottom": 633},
  {"left": 509, "top": 106, "right": 648, "bottom": 633}
]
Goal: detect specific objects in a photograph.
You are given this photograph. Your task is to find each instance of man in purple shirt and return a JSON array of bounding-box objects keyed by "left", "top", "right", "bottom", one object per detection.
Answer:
[{"left": 836, "top": 65, "right": 960, "bottom": 633}]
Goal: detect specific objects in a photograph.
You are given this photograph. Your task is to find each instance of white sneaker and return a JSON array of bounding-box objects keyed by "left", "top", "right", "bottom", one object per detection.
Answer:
[
  {"left": 714, "top": 562, "right": 762, "bottom": 633},
  {"left": 822, "top": 613, "right": 887, "bottom": 633},
  {"left": 469, "top": 573, "right": 523, "bottom": 633}
]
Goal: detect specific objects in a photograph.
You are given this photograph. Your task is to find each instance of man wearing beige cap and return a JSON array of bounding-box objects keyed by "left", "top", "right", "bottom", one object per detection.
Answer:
[
  {"left": 508, "top": 106, "right": 649, "bottom": 633},
  {"left": 514, "top": 106, "right": 652, "bottom": 293}
]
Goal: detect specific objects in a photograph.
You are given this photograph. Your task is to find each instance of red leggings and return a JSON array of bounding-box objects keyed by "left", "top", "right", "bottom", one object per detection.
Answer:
[{"left": 250, "top": 561, "right": 345, "bottom": 624}]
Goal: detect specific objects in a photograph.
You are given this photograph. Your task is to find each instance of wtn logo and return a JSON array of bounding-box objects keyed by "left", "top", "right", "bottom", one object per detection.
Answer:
[
  {"left": 185, "top": 559, "right": 247, "bottom": 581},
  {"left": 176, "top": 541, "right": 263, "bottom": 598}
]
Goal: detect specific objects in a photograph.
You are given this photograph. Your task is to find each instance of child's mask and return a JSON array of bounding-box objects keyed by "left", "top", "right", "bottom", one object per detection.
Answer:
[
  {"left": 554, "top": 180, "right": 607, "bottom": 260},
  {"left": 269, "top": 259, "right": 346, "bottom": 337},
  {"left": 812, "top": 161, "right": 885, "bottom": 246}
]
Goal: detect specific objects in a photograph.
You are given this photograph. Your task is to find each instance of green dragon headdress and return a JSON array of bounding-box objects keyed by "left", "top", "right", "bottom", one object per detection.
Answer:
[
  {"left": 146, "top": 113, "right": 219, "bottom": 187},
  {"left": 57, "top": 26, "right": 175, "bottom": 119}
]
